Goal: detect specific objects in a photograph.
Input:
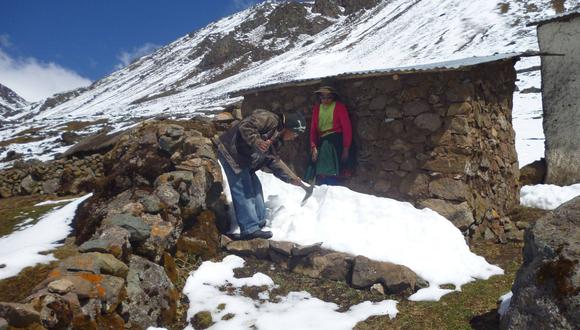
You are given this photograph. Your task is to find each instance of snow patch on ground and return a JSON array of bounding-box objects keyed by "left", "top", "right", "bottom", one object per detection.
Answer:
[
  {"left": 220, "top": 169, "right": 504, "bottom": 301},
  {"left": 520, "top": 183, "right": 580, "bottom": 210},
  {"left": 183, "top": 255, "right": 398, "bottom": 330},
  {"left": 0, "top": 193, "right": 92, "bottom": 279}
]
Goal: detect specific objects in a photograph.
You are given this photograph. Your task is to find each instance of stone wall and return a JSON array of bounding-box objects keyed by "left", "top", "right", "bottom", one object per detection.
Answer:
[
  {"left": 538, "top": 15, "right": 580, "bottom": 185},
  {"left": 0, "top": 155, "right": 104, "bottom": 198},
  {"left": 241, "top": 61, "right": 520, "bottom": 239}
]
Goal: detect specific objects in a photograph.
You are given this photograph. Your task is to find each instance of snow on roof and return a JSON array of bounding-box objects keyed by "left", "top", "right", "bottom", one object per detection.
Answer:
[
  {"left": 233, "top": 52, "right": 538, "bottom": 96},
  {"left": 527, "top": 8, "right": 580, "bottom": 27}
]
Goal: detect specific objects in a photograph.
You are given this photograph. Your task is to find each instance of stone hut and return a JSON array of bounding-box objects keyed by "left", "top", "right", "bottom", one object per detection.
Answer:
[
  {"left": 234, "top": 54, "right": 526, "bottom": 239},
  {"left": 533, "top": 10, "right": 580, "bottom": 185}
]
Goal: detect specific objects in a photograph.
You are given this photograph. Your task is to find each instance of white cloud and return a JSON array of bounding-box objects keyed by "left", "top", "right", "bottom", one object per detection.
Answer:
[
  {"left": 0, "top": 48, "right": 91, "bottom": 102},
  {"left": 115, "top": 43, "right": 160, "bottom": 69}
]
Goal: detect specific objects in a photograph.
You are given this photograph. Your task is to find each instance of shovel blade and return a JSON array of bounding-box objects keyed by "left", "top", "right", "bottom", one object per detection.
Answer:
[{"left": 300, "top": 179, "right": 315, "bottom": 207}]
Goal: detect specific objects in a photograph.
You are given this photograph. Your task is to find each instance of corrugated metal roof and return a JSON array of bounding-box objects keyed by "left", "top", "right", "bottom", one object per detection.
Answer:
[
  {"left": 527, "top": 8, "right": 580, "bottom": 26},
  {"left": 232, "top": 52, "right": 537, "bottom": 96}
]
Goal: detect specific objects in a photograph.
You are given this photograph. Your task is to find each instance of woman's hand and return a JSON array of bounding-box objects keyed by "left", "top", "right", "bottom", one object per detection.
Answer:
[
  {"left": 311, "top": 146, "right": 318, "bottom": 162},
  {"left": 341, "top": 147, "right": 350, "bottom": 163}
]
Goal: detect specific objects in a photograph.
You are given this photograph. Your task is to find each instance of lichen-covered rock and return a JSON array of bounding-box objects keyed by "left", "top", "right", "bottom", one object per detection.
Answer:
[
  {"left": 79, "top": 225, "right": 132, "bottom": 260},
  {"left": 121, "top": 255, "right": 178, "bottom": 328},
  {"left": 61, "top": 252, "right": 129, "bottom": 278},
  {"left": 500, "top": 196, "right": 580, "bottom": 329}
]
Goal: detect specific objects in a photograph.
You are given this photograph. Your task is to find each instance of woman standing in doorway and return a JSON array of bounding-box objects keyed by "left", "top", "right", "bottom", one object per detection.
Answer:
[{"left": 306, "top": 86, "right": 353, "bottom": 185}]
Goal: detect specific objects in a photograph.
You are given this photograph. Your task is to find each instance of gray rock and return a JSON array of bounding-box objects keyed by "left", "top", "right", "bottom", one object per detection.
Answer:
[
  {"left": 20, "top": 175, "right": 37, "bottom": 194},
  {"left": 47, "top": 279, "right": 75, "bottom": 295},
  {"left": 226, "top": 239, "right": 270, "bottom": 259},
  {"left": 0, "top": 264, "right": 5, "bottom": 269},
  {"left": 428, "top": 177, "right": 470, "bottom": 201},
  {"left": 0, "top": 317, "right": 7, "bottom": 330},
  {"left": 0, "top": 302, "right": 40, "bottom": 328},
  {"left": 292, "top": 252, "right": 353, "bottom": 281},
  {"left": 270, "top": 241, "right": 295, "bottom": 256},
  {"left": 140, "top": 194, "right": 162, "bottom": 213},
  {"left": 121, "top": 255, "right": 177, "bottom": 328},
  {"left": 419, "top": 199, "right": 475, "bottom": 231},
  {"left": 351, "top": 256, "right": 427, "bottom": 296},
  {"left": 79, "top": 226, "right": 131, "bottom": 260},
  {"left": 292, "top": 242, "right": 323, "bottom": 256},
  {"left": 501, "top": 196, "right": 580, "bottom": 329},
  {"left": 42, "top": 178, "right": 61, "bottom": 194},
  {"left": 107, "top": 214, "right": 151, "bottom": 243},
  {"left": 403, "top": 100, "right": 430, "bottom": 116},
  {"left": 158, "top": 135, "right": 183, "bottom": 154},
  {"left": 61, "top": 252, "right": 129, "bottom": 278},
  {"left": 154, "top": 184, "right": 180, "bottom": 208},
  {"left": 414, "top": 113, "right": 442, "bottom": 132},
  {"left": 370, "top": 283, "right": 385, "bottom": 295}
]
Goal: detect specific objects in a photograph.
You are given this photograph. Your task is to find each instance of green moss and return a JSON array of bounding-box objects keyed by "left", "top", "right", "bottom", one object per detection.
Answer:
[{"left": 191, "top": 311, "right": 213, "bottom": 329}]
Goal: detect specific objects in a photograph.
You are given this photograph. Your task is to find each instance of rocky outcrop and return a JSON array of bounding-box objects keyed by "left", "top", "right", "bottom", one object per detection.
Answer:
[
  {"left": 500, "top": 196, "right": 580, "bottom": 329},
  {"left": 0, "top": 119, "right": 229, "bottom": 329},
  {"left": 225, "top": 237, "right": 426, "bottom": 298}
]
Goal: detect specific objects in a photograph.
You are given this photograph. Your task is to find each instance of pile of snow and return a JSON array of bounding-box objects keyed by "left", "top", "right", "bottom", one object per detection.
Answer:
[
  {"left": 183, "top": 255, "right": 398, "bottom": 330},
  {"left": 520, "top": 183, "right": 580, "bottom": 210},
  {"left": 0, "top": 194, "right": 92, "bottom": 279},
  {"left": 220, "top": 168, "right": 503, "bottom": 301}
]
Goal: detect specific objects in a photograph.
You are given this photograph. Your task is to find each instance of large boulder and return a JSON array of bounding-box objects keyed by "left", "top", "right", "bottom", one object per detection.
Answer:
[
  {"left": 500, "top": 196, "right": 580, "bottom": 329},
  {"left": 351, "top": 256, "right": 427, "bottom": 296}
]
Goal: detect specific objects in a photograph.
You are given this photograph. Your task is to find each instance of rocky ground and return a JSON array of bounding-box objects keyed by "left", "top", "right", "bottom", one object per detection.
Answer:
[
  {"left": 0, "top": 118, "right": 575, "bottom": 330},
  {"left": 0, "top": 193, "right": 544, "bottom": 330}
]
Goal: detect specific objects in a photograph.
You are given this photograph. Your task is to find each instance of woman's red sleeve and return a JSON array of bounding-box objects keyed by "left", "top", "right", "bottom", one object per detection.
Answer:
[
  {"left": 310, "top": 104, "right": 320, "bottom": 148},
  {"left": 338, "top": 103, "right": 352, "bottom": 148}
]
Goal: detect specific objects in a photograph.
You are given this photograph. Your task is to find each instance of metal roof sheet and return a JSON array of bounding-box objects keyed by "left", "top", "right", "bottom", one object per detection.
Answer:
[
  {"left": 527, "top": 8, "right": 580, "bottom": 26},
  {"left": 232, "top": 52, "right": 537, "bottom": 96}
]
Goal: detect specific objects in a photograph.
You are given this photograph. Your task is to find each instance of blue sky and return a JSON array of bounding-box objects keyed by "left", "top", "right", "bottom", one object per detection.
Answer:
[{"left": 0, "top": 0, "right": 260, "bottom": 101}]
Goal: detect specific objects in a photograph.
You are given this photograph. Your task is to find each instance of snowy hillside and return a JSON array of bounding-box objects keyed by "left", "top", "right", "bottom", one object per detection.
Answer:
[
  {"left": 1, "top": 0, "right": 578, "bottom": 166},
  {"left": 0, "top": 83, "right": 28, "bottom": 120}
]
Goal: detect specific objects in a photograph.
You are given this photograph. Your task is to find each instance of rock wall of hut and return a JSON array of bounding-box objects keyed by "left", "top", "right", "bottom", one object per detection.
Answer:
[{"left": 241, "top": 61, "right": 520, "bottom": 239}]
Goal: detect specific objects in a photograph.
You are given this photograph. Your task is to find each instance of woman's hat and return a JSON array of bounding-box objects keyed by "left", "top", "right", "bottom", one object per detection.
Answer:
[
  {"left": 284, "top": 112, "right": 307, "bottom": 133},
  {"left": 313, "top": 86, "right": 337, "bottom": 95}
]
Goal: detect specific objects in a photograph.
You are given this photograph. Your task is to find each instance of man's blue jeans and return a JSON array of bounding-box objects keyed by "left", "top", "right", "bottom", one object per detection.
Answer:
[{"left": 218, "top": 154, "right": 266, "bottom": 235}]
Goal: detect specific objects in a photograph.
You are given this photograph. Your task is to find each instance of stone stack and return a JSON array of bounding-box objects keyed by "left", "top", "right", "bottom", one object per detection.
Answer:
[{"left": 0, "top": 154, "right": 104, "bottom": 198}]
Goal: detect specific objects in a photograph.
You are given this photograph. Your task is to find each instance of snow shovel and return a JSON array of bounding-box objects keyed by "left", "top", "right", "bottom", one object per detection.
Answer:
[{"left": 277, "top": 160, "right": 314, "bottom": 206}]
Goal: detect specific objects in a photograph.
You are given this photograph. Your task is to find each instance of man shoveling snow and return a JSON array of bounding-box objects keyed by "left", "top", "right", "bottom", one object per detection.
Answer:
[{"left": 214, "top": 109, "right": 311, "bottom": 240}]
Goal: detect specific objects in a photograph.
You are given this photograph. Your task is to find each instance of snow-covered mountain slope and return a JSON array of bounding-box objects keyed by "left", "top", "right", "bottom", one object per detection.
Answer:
[
  {"left": 0, "top": 83, "right": 29, "bottom": 120},
  {"left": 1, "top": 0, "right": 578, "bottom": 166}
]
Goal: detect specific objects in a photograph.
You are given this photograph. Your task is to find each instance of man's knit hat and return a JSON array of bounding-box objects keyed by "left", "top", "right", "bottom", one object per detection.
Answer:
[{"left": 284, "top": 112, "right": 307, "bottom": 133}]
